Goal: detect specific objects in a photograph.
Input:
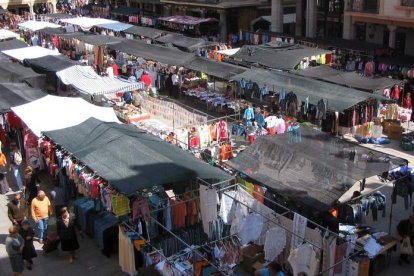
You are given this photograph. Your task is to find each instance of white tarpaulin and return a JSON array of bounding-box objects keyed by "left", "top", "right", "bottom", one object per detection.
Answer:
[
  {"left": 2, "top": 46, "right": 60, "bottom": 61},
  {"left": 56, "top": 65, "right": 144, "bottom": 95},
  {"left": 0, "top": 29, "right": 20, "bottom": 40},
  {"left": 60, "top": 17, "right": 117, "bottom": 30},
  {"left": 11, "top": 95, "right": 120, "bottom": 137},
  {"left": 18, "top": 21, "right": 61, "bottom": 31},
  {"left": 216, "top": 48, "right": 240, "bottom": 56}
]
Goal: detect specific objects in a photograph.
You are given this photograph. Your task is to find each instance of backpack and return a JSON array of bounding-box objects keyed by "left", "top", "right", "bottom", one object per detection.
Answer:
[{"left": 12, "top": 151, "right": 22, "bottom": 165}]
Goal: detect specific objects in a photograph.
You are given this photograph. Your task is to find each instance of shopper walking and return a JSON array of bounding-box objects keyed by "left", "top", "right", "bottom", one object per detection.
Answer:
[
  {"left": 57, "top": 207, "right": 80, "bottom": 263},
  {"left": 24, "top": 166, "right": 40, "bottom": 204},
  {"left": 9, "top": 142, "right": 23, "bottom": 191},
  {"left": 50, "top": 181, "right": 66, "bottom": 218},
  {"left": 19, "top": 220, "right": 37, "bottom": 270},
  {"left": 31, "top": 190, "right": 52, "bottom": 244},
  {"left": 5, "top": 226, "right": 25, "bottom": 276},
  {"left": 397, "top": 214, "right": 414, "bottom": 265},
  {"left": 7, "top": 193, "right": 27, "bottom": 227}
]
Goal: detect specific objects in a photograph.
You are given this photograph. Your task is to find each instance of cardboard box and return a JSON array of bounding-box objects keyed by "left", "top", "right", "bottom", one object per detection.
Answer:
[
  {"left": 383, "top": 120, "right": 400, "bottom": 134},
  {"left": 387, "top": 125, "right": 403, "bottom": 139},
  {"left": 241, "top": 244, "right": 264, "bottom": 272}
]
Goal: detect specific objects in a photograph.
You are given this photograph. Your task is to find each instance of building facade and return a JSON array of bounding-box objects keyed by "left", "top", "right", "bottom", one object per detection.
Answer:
[
  {"left": 344, "top": 0, "right": 414, "bottom": 55},
  {"left": 0, "top": 0, "right": 57, "bottom": 15},
  {"left": 159, "top": 0, "right": 268, "bottom": 42}
]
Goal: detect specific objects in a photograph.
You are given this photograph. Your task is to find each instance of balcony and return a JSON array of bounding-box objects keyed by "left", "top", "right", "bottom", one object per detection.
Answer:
[
  {"left": 401, "top": 0, "right": 414, "bottom": 7},
  {"left": 348, "top": 0, "right": 379, "bottom": 13}
]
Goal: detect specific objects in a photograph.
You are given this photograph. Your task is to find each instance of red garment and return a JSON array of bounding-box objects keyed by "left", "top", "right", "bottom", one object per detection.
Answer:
[
  {"left": 392, "top": 86, "right": 400, "bottom": 100},
  {"left": 141, "top": 74, "right": 151, "bottom": 86},
  {"left": 112, "top": 63, "right": 119, "bottom": 76},
  {"left": 7, "top": 112, "right": 23, "bottom": 129},
  {"left": 0, "top": 126, "right": 7, "bottom": 147},
  {"left": 253, "top": 185, "right": 265, "bottom": 203},
  {"left": 170, "top": 198, "right": 187, "bottom": 228},
  {"left": 189, "top": 136, "right": 200, "bottom": 149},
  {"left": 217, "top": 121, "right": 228, "bottom": 141},
  {"left": 90, "top": 178, "right": 100, "bottom": 199},
  {"left": 403, "top": 96, "right": 412, "bottom": 109}
]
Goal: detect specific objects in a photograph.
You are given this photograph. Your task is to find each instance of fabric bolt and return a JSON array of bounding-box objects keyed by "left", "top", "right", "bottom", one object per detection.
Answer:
[
  {"left": 199, "top": 187, "right": 218, "bottom": 236},
  {"left": 238, "top": 213, "right": 264, "bottom": 245},
  {"left": 291, "top": 213, "right": 307, "bottom": 249},
  {"left": 264, "top": 226, "right": 286, "bottom": 261}
]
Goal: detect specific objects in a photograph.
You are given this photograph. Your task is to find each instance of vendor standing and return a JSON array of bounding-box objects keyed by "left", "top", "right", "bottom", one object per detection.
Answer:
[{"left": 396, "top": 214, "right": 414, "bottom": 265}]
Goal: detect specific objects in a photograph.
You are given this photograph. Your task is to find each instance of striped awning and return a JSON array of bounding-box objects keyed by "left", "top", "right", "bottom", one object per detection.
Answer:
[{"left": 56, "top": 65, "right": 144, "bottom": 95}]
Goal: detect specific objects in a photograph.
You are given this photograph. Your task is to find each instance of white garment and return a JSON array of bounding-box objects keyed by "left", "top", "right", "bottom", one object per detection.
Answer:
[
  {"left": 118, "top": 227, "right": 136, "bottom": 276},
  {"left": 219, "top": 191, "right": 236, "bottom": 225},
  {"left": 172, "top": 74, "right": 179, "bottom": 85},
  {"left": 288, "top": 243, "right": 318, "bottom": 276},
  {"left": 198, "top": 124, "right": 211, "bottom": 149},
  {"left": 264, "top": 116, "right": 278, "bottom": 128},
  {"left": 199, "top": 186, "right": 219, "bottom": 236},
  {"left": 238, "top": 213, "right": 264, "bottom": 245},
  {"left": 264, "top": 226, "right": 286, "bottom": 261},
  {"left": 291, "top": 213, "right": 307, "bottom": 249},
  {"left": 106, "top": 66, "right": 114, "bottom": 77}
]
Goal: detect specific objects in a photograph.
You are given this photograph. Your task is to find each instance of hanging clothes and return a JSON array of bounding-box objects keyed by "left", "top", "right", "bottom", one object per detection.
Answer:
[
  {"left": 199, "top": 186, "right": 218, "bottom": 236},
  {"left": 291, "top": 213, "right": 307, "bottom": 249},
  {"left": 288, "top": 243, "right": 319, "bottom": 276},
  {"left": 264, "top": 226, "right": 286, "bottom": 262}
]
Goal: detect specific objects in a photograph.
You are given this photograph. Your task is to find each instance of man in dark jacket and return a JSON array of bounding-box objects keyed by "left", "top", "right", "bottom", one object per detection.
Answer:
[
  {"left": 397, "top": 214, "right": 414, "bottom": 265},
  {"left": 7, "top": 193, "right": 27, "bottom": 226}
]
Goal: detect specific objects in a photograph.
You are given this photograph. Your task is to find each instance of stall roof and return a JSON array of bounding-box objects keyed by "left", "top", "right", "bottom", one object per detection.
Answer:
[
  {"left": 296, "top": 66, "right": 398, "bottom": 93},
  {"left": 56, "top": 65, "right": 144, "bottom": 96},
  {"left": 0, "top": 61, "right": 46, "bottom": 88},
  {"left": 232, "top": 44, "right": 330, "bottom": 70},
  {"left": 300, "top": 37, "right": 386, "bottom": 53},
  {"left": 11, "top": 95, "right": 120, "bottom": 137},
  {"left": 0, "top": 83, "right": 46, "bottom": 113},
  {"left": 155, "top": 33, "right": 210, "bottom": 52},
  {"left": 0, "top": 39, "right": 28, "bottom": 51},
  {"left": 375, "top": 55, "right": 414, "bottom": 68},
  {"left": 110, "top": 6, "right": 140, "bottom": 16},
  {"left": 2, "top": 46, "right": 60, "bottom": 61},
  {"left": 95, "top": 22, "right": 133, "bottom": 32},
  {"left": 123, "top": 25, "right": 166, "bottom": 39},
  {"left": 74, "top": 34, "right": 124, "bottom": 46},
  {"left": 227, "top": 127, "right": 407, "bottom": 211},
  {"left": 230, "top": 68, "right": 382, "bottom": 111},
  {"left": 184, "top": 57, "right": 246, "bottom": 80},
  {"left": 60, "top": 17, "right": 118, "bottom": 30},
  {"left": 43, "top": 117, "right": 232, "bottom": 195},
  {"left": 38, "top": 27, "right": 64, "bottom": 35},
  {"left": 23, "top": 55, "right": 77, "bottom": 75},
  {"left": 18, "top": 20, "right": 61, "bottom": 31},
  {"left": 0, "top": 29, "right": 20, "bottom": 40},
  {"left": 108, "top": 39, "right": 194, "bottom": 66},
  {"left": 42, "top": 13, "right": 76, "bottom": 19},
  {"left": 158, "top": 15, "right": 217, "bottom": 25}
]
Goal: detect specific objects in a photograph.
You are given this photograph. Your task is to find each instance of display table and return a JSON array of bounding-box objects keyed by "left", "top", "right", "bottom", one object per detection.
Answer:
[{"left": 113, "top": 105, "right": 151, "bottom": 124}]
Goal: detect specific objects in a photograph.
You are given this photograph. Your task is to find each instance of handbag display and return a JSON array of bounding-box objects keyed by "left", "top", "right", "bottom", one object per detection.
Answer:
[{"left": 401, "top": 237, "right": 413, "bottom": 255}]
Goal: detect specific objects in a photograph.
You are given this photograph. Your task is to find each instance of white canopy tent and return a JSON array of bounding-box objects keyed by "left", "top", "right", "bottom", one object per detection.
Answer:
[
  {"left": 11, "top": 95, "right": 121, "bottom": 137},
  {"left": 215, "top": 48, "right": 240, "bottom": 56},
  {"left": 2, "top": 46, "right": 60, "bottom": 61},
  {"left": 0, "top": 29, "right": 20, "bottom": 40},
  {"left": 18, "top": 21, "right": 61, "bottom": 32},
  {"left": 60, "top": 17, "right": 118, "bottom": 31},
  {"left": 56, "top": 65, "right": 144, "bottom": 96}
]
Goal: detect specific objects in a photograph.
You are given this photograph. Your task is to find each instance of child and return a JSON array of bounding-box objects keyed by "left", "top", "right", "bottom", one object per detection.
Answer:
[{"left": 19, "top": 220, "right": 37, "bottom": 270}]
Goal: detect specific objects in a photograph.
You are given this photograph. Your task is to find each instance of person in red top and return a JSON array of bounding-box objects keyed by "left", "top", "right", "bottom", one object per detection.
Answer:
[
  {"left": 112, "top": 62, "right": 119, "bottom": 76},
  {"left": 140, "top": 72, "right": 151, "bottom": 87},
  {"left": 403, "top": 92, "right": 412, "bottom": 109},
  {"left": 392, "top": 85, "right": 401, "bottom": 101}
]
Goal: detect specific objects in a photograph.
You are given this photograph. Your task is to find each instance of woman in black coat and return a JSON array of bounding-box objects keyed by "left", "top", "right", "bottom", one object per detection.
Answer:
[
  {"left": 19, "top": 220, "right": 37, "bottom": 270},
  {"left": 57, "top": 207, "right": 80, "bottom": 263},
  {"left": 24, "top": 167, "right": 40, "bottom": 204}
]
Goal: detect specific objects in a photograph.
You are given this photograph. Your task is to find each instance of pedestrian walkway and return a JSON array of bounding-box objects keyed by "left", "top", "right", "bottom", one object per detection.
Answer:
[{"left": 0, "top": 171, "right": 125, "bottom": 276}]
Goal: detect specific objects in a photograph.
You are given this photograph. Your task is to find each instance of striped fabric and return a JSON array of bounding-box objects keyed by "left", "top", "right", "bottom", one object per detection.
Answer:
[{"left": 56, "top": 65, "right": 144, "bottom": 95}]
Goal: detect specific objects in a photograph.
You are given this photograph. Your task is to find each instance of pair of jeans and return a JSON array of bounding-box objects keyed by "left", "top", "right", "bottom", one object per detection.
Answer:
[
  {"left": 11, "top": 165, "right": 23, "bottom": 190},
  {"left": 36, "top": 217, "right": 49, "bottom": 241}
]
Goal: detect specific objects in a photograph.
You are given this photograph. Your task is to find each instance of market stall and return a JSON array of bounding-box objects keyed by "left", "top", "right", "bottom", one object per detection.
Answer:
[
  {"left": 11, "top": 95, "right": 120, "bottom": 137},
  {"left": 0, "top": 39, "right": 28, "bottom": 51},
  {"left": 0, "top": 83, "right": 46, "bottom": 113},
  {"left": 17, "top": 20, "right": 61, "bottom": 32},
  {"left": 296, "top": 65, "right": 400, "bottom": 94},
  {"left": 157, "top": 15, "right": 218, "bottom": 36},
  {"left": 0, "top": 29, "right": 20, "bottom": 40},
  {"left": 60, "top": 17, "right": 117, "bottom": 31},
  {"left": 2, "top": 45, "right": 60, "bottom": 61},
  {"left": 56, "top": 65, "right": 144, "bottom": 97},
  {"left": 122, "top": 25, "right": 167, "bottom": 40},
  {"left": 0, "top": 60, "right": 46, "bottom": 88},
  {"left": 155, "top": 33, "right": 211, "bottom": 52}
]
